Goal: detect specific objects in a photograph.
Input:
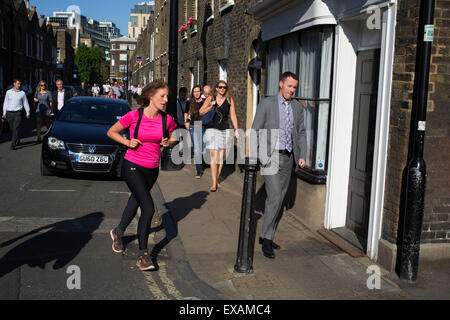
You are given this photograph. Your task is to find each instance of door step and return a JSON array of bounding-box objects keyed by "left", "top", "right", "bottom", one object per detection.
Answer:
[{"left": 317, "top": 229, "right": 366, "bottom": 258}]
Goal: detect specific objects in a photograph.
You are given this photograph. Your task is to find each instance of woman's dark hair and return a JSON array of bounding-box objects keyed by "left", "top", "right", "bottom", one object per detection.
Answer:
[
  {"left": 137, "top": 79, "right": 169, "bottom": 107},
  {"left": 188, "top": 85, "right": 202, "bottom": 121}
]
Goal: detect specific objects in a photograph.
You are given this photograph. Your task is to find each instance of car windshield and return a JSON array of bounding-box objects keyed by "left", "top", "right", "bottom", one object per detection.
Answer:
[{"left": 57, "top": 101, "right": 130, "bottom": 125}]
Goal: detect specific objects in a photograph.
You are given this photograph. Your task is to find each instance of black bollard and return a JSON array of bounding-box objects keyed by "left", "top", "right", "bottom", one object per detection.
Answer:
[{"left": 234, "top": 158, "right": 259, "bottom": 273}]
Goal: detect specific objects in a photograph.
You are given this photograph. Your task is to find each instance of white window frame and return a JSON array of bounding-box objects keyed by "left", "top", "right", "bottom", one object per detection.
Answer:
[
  {"left": 219, "top": 0, "right": 234, "bottom": 13},
  {"left": 120, "top": 54, "right": 128, "bottom": 61},
  {"left": 219, "top": 60, "right": 227, "bottom": 82}
]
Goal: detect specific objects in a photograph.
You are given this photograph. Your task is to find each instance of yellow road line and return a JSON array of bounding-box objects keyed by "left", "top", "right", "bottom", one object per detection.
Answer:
[{"left": 158, "top": 262, "right": 184, "bottom": 300}]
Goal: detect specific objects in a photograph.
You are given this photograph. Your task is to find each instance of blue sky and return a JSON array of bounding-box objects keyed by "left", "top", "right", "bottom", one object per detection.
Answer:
[{"left": 33, "top": 0, "right": 147, "bottom": 36}]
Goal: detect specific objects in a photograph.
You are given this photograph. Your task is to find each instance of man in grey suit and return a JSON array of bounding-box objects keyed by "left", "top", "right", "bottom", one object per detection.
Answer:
[{"left": 252, "top": 72, "right": 307, "bottom": 259}]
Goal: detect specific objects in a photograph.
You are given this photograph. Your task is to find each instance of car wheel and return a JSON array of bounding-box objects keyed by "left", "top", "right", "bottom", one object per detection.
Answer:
[{"left": 40, "top": 157, "right": 54, "bottom": 176}]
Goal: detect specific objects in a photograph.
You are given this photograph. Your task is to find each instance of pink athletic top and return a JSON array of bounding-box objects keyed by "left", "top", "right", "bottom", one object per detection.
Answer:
[{"left": 119, "top": 109, "right": 177, "bottom": 168}]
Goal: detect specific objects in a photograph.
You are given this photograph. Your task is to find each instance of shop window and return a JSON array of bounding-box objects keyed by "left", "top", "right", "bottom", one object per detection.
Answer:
[{"left": 264, "top": 26, "right": 334, "bottom": 184}]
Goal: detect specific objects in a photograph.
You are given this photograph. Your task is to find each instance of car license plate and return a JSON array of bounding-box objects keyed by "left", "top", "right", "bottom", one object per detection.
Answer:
[{"left": 75, "top": 154, "right": 109, "bottom": 164}]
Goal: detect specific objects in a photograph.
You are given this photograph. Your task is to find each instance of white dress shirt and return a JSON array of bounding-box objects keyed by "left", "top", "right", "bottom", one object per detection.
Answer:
[
  {"left": 57, "top": 90, "right": 65, "bottom": 110},
  {"left": 2, "top": 89, "right": 30, "bottom": 116}
]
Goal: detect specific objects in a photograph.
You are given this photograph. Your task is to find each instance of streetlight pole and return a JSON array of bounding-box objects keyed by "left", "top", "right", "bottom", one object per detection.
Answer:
[
  {"left": 161, "top": 0, "right": 182, "bottom": 171},
  {"left": 126, "top": 46, "right": 130, "bottom": 102},
  {"left": 399, "top": 0, "right": 435, "bottom": 283}
]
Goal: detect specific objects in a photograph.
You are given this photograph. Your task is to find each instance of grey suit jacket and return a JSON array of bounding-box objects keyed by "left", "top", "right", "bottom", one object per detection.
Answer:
[{"left": 252, "top": 94, "right": 307, "bottom": 167}]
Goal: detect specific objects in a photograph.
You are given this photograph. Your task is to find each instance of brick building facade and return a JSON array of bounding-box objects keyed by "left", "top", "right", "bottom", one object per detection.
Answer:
[
  {"left": 379, "top": 0, "right": 450, "bottom": 270},
  {"left": 0, "top": 0, "right": 57, "bottom": 96},
  {"left": 132, "top": 0, "right": 449, "bottom": 273},
  {"left": 177, "top": 0, "right": 261, "bottom": 129},
  {"left": 55, "top": 30, "right": 75, "bottom": 85},
  {"left": 130, "top": 13, "right": 155, "bottom": 86},
  {"left": 153, "top": 0, "right": 170, "bottom": 83},
  {"left": 109, "top": 37, "right": 136, "bottom": 82}
]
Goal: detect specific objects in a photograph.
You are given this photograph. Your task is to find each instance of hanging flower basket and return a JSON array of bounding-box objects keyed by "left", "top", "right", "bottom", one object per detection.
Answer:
[
  {"left": 178, "top": 25, "right": 188, "bottom": 40},
  {"left": 187, "top": 17, "right": 197, "bottom": 33}
]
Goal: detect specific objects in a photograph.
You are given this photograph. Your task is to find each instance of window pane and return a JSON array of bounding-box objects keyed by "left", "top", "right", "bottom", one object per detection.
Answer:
[
  {"left": 266, "top": 38, "right": 281, "bottom": 96},
  {"left": 315, "top": 101, "right": 329, "bottom": 170},
  {"left": 298, "top": 30, "right": 319, "bottom": 99},
  {"left": 299, "top": 99, "right": 316, "bottom": 167},
  {"left": 319, "top": 27, "right": 333, "bottom": 99},
  {"left": 282, "top": 34, "right": 299, "bottom": 74}
]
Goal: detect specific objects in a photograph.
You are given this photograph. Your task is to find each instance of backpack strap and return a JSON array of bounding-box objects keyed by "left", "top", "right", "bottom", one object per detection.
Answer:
[
  {"left": 134, "top": 108, "right": 144, "bottom": 140},
  {"left": 161, "top": 111, "right": 169, "bottom": 139}
]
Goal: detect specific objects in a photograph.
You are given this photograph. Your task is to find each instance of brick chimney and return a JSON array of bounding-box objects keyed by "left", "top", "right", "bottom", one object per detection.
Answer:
[{"left": 27, "top": 0, "right": 30, "bottom": 9}]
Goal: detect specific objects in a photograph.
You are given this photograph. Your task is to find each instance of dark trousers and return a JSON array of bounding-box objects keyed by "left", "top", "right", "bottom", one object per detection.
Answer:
[
  {"left": 6, "top": 111, "right": 22, "bottom": 147},
  {"left": 117, "top": 159, "right": 159, "bottom": 252}
]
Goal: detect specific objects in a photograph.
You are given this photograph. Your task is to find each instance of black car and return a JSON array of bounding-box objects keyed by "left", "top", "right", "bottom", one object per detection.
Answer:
[{"left": 41, "top": 97, "right": 130, "bottom": 177}]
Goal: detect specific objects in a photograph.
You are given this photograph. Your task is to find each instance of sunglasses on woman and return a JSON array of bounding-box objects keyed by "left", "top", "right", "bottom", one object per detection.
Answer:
[{"left": 218, "top": 86, "right": 227, "bottom": 89}]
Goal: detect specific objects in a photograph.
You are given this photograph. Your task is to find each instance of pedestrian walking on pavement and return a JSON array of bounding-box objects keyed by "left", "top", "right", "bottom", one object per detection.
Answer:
[
  {"left": 251, "top": 72, "right": 307, "bottom": 259},
  {"left": 185, "top": 85, "right": 205, "bottom": 178},
  {"left": 176, "top": 87, "right": 188, "bottom": 127},
  {"left": 199, "top": 80, "right": 239, "bottom": 192},
  {"left": 107, "top": 79, "right": 177, "bottom": 271},
  {"left": 2, "top": 79, "right": 31, "bottom": 150},
  {"left": 201, "top": 85, "right": 212, "bottom": 99},
  {"left": 33, "top": 81, "right": 52, "bottom": 143},
  {"left": 52, "top": 80, "right": 73, "bottom": 116},
  {"left": 91, "top": 83, "right": 100, "bottom": 97},
  {"left": 106, "top": 90, "right": 117, "bottom": 99}
]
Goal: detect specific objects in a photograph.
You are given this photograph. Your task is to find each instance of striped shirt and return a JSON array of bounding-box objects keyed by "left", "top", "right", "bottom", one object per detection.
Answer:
[{"left": 2, "top": 89, "right": 30, "bottom": 116}]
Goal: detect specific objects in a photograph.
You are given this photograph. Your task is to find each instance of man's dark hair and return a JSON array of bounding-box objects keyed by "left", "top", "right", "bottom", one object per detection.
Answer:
[
  {"left": 280, "top": 72, "right": 299, "bottom": 82},
  {"left": 13, "top": 78, "right": 21, "bottom": 84},
  {"left": 179, "top": 87, "right": 188, "bottom": 94}
]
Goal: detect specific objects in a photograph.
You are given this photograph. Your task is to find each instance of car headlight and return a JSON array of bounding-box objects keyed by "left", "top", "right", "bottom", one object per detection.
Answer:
[{"left": 48, "top": 137, "right": 66, "bottom": 150}]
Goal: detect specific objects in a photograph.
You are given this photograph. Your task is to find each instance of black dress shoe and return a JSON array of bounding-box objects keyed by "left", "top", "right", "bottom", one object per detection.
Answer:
[
  {"left": 10, "top": 145, "right": 16, "bottom": 150},
  {"left": 259, "top": 237, "right": 280, "bottom": 250},
  {"left": 262, "top": 239, "right": 275, "bottom": 259}
]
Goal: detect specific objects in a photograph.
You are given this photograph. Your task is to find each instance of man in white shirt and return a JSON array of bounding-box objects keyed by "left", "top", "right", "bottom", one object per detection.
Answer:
[
  {"left": 103, "top": 83, "right": 110, "bottom": 95},
  {"left": 91, "top": 83, "right": 100, "bottom": 97},
  {"left": 52, "top": 80, "right": 72, "bottom": 115},
  {"left": 2, "top": 79, "right": 31, "bottom": 150},
  {"left": 112, "top": 81, "right": 121, "bottom": 98}
]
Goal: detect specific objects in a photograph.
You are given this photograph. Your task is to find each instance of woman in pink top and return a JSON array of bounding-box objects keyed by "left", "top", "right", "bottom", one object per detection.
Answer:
[{"left": 107, "top": 80, "right": 177, "bottom": 271}]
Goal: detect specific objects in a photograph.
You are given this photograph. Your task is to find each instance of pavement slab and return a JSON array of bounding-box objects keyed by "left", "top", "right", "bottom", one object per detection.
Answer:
[{"left": 154, "top": 163, "right": 450, "bottom": 300}]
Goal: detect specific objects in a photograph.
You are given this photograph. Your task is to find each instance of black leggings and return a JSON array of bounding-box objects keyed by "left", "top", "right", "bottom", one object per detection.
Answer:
[{"left": 117, "top": 159, "right": 159, "bottom": 251}]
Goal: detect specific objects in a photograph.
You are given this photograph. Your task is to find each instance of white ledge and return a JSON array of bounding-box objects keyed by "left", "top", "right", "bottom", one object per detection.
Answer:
[{"left": 219, "top": 0, "right": 235, "bottom": 14}]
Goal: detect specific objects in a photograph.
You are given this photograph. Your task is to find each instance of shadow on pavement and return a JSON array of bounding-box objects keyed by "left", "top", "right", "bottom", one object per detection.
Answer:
[
  {"left": 0, "top": 212, "right": 104, "bottom": 279},
  {"left": 149, "top": 191, "right": 209, "bottom": 262}
]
